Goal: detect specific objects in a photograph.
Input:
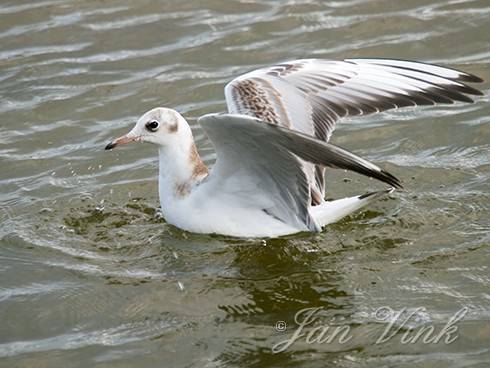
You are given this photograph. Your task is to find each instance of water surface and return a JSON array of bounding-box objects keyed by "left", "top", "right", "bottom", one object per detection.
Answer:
[{"left": 1, "top": 0, "right": 489, "bottom": 367}]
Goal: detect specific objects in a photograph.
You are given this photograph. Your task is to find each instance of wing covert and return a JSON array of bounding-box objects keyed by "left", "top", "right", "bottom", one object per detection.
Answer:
[{"left": 224, "top": 58, "right": 482, "bottom": 202}]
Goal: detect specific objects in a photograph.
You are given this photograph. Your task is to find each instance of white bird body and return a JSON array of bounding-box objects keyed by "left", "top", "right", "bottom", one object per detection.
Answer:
[
  {"left": 161, "top": 189, "right": 301, "bottom": 238},
  {"left": 159, "top": 173, "right": 392, "bottom": 238},
  {"left": 153, "top": 113, "right": 396, "bottom": 237},
  {"left": 106, "top": 59, "right": 482, "bottom": 238},
  {"left": 154, "top": 124, "right": 303, "bottom": 237}
]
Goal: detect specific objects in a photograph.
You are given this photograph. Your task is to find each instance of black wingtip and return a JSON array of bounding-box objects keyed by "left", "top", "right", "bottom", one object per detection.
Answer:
[
  {"left": 105, "top": 142, "right": 116, "bottom": 150},
  {"left": 358, "top": 190, "right": 379, "bottom": 200},
  {"left": 379, "top": 170, "right": 404, "bottom": 190},
  {"left": 455, "top": 84, "right": 484, "bottom": 96},
  {"left": 460, "top": 74, "right": 484, "bottom": 84},
  {"left": 358, "top": 187, "right": 395, "bottom": 200}
]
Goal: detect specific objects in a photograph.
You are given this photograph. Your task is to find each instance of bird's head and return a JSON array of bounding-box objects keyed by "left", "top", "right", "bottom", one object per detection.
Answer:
[{"left": 105, "top": 107, "right": 188, "bottom": 150}]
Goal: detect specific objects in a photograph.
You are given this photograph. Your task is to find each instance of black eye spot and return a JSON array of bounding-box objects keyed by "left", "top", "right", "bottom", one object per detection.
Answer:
[{"left": 145, "top": 120, "right": 159, "bottom": 132}]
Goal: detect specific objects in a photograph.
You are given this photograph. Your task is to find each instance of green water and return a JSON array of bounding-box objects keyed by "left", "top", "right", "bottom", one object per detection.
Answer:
[{"left": 1, "top": 1, "right": 489, "bottom": 367}]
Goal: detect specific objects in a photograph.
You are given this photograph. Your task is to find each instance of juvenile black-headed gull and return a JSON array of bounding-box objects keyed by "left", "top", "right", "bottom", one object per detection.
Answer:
[{"left": 106, "top": 59, "right": 483, "bottom": 237}]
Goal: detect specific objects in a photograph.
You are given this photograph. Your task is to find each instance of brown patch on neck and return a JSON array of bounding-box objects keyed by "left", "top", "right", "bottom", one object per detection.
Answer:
[
  {"left": 175, "top": 182, "right": 190, "bottom": 197},
  {"left": 174, "top": 143, "right": 208, "bottom": 198},
  {"left": 189, "top": 143, "right": 208, "bottom": 181}
]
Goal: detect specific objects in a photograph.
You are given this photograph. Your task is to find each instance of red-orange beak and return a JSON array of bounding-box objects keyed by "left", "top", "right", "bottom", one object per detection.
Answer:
[{"left": 105, "top": 134, "right": 139, "bottom": 150}]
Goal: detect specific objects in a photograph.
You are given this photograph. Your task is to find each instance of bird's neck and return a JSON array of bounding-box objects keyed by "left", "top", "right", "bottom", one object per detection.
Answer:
[{"left": 157, "top": 137, "right": 208, "bottom": 210}]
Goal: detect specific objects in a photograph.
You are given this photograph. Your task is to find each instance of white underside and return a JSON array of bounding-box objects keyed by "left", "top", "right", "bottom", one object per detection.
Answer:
[
  {"left": 161, "top": 183, "right": 392, "bottom": 238},
  {"left": 163, "top": 200, "right": 301, "bottom": 238}
]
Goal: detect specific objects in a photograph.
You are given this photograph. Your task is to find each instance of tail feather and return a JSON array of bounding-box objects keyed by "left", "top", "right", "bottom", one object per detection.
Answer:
[{"left": 311, "top": 188, "right": 395, "bottom": 227}]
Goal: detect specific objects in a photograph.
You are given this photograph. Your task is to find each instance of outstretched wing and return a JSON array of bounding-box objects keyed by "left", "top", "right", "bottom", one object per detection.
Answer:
[
  {"left": 224, "top": 58, "right": 483, "bottom": 203},
  {"left": 198, "top": 113, "right": 402, "bottom": 232}
]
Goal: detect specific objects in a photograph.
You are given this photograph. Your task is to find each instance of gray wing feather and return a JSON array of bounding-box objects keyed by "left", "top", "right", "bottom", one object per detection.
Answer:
[
  {"left": 199, "top": 113, "right": 402, "bottom": 231},
  {"left": 199, "top": 114, "right": 318, "bottom": 232},
  {"left": 224, "top": 58, "right": 482, "bottom": 201}
]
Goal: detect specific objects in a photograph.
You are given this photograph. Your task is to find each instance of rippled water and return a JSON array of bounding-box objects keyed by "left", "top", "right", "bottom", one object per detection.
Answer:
[{"left": 1, "top": 0, "right": 489, "bottom": 367}]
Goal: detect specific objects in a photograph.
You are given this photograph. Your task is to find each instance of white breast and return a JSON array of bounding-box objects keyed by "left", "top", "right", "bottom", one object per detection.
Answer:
[{"left": 161, "top": 183, "right": 303, "bottom": 238}]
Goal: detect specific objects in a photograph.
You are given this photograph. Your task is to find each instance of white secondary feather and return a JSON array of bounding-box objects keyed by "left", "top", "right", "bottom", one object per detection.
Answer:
[{"left": 106, "top": 58, "right": 483, "bottom": 237}]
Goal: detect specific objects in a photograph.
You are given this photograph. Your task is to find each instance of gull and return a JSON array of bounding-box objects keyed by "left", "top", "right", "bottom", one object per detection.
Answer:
[{"left": 105, "top": 58, "right": 483, "bottom": 237}]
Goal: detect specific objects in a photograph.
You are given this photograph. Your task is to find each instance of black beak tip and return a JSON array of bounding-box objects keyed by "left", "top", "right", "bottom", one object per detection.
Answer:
[{"left": 105, "top": 142, "right": 116, "bottom": 150}]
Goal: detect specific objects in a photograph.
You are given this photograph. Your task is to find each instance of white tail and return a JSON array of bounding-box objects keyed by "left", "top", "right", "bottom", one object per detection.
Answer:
[{"left": 311, "top": 188, "right": 395, "bottom": 227}]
